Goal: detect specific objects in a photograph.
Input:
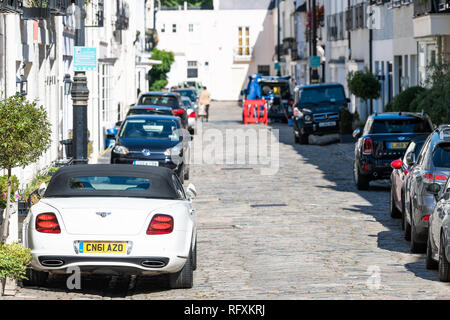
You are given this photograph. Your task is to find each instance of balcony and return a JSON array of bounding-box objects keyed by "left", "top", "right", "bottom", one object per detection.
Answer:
[
  {"left": 49, "top": 0, "right": 71, "bottom": 15},
  {"left": 233, "top": 47, "right": 253, "bottom": 63},
  {"left": 0, "top": 0, "right": 23, "bottom": 14},
  {"left": 413, "top": 0, "right": 450, "bottom": 38},
  {"left": 414, "top": 0, "right": 450, "bottom": 15}
]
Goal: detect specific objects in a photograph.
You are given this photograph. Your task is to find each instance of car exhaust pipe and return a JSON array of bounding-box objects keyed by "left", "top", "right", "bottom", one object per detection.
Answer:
[
  {"left": 40, "top": 259, "right": 64, "bottom": 267},
  {"left": 141, "top": 260, "right": 166, "bottom": 268}
]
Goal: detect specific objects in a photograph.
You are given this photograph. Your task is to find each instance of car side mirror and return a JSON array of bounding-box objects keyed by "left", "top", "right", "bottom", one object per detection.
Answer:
[
  {"left": 391, "top": 160, "right": 403, "bottom": 170},
  {"left": 186, "top": 183, "right": 197, "bottom": 200},
  {"left": 405, "top": 152, "right": 415, "bottom": 166},
  {"left": 352, "top": 128, "right": 362, "bottom": 139},
  {"left": 427, "top": 183, "right": 441, "bottom": 194}
]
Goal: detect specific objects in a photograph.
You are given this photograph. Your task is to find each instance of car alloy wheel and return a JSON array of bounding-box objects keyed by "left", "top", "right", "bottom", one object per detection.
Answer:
[
  {"left": 410, "top": 214, "right": 426, "bottom": 253},
  {"left": 439, "top": 233, "right": 450, "bottom": 282}
]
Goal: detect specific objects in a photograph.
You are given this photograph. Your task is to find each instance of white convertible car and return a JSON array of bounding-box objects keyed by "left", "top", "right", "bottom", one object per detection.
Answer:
[{"left": 22, "top": 164, "right": 197, "bottom": 289}]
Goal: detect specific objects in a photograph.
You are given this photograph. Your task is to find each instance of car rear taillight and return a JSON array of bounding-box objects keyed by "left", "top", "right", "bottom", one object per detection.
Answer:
[
  {"left": 145, "top": 108, "right": 156, "bottom": 111},
  {"left": 362, "top": 138, "right": 373, "bottom": 155},
  {"left": 36, "top": 213, "right": 61, "bottom": 234},
  {"left": 146, "top": 214, "right": 174, "bottom": 235},
  {"left": 422, "top": 215, "right": 430, "bottom": 222},
  {"left": 423, "top": 172, "right": 448, "bottom": 184},
  {"left": 173, "top": 109, "right": 184, "bottom": 115},
  {"left": 189, "top": 111, "right": 196, "bottom": 118}
]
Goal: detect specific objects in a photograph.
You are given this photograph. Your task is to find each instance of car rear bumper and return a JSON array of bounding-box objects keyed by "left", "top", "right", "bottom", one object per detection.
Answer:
[
  {"left": 31, "top": 255, "right": 186, "bottom": 276},
  {"left": 357, "top": 156, "right": 395, "bottom": 180}
]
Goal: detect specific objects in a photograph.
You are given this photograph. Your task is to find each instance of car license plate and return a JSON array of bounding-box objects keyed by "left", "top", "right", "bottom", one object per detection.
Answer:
[
  {"left": 79, "top": 242, "right": 127, "bottom": 254},
  {"left": 389, "top": 142, "right": 408, "bottom": 149},
  {"left": 318, "top": 121, "right": 336, "bottom": 127},
  {"left": 133, "top": 160, "right": 159, "bottom": 166}
]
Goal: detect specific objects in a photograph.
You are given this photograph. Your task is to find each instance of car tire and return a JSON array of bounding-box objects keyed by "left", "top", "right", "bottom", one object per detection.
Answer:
[
  {"left": 426, "top": 232, "right": 438, "bottom": 270},
  {"left": 410, "top": 216, "right": 426, "bottom": 253},
  {"left": 191, "top": 239, "right": 197, "bottom": 271},
  {"left": 390, "top": 185, "right": 402, "bottom": 219},
  {"left": 354, "top": 161, "right": 369, "bottom": 190},
  {"left": 294, "top": 132, "right": 300, "bottom": 144},
  {"left": 439, "top": 233, "right": 450, "bottom": 282},
  {"left": 184, "top": 166, "right": 190, "bottom": 181},
  {"left": 401, "top": 192, "right": 406, "bottom": 231},
  {"left": 404, "top": 209, "right": 412, "bottom": 241},
  {"left": 22, "top": 269, "right": 49, "bottom": 287},
  {"left": 168, "top": 252, "right": 194, "bottom": 289},
  {"left": 299, "top": 133, "right": 309, "bottom": 145}
]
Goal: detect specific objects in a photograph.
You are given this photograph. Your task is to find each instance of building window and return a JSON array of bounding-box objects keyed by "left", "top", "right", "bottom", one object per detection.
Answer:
[
  {"left": 100, "top": 64, "right": 113, "bottom": 123},
  {"left": 187, "top": 61, "right": 198, "bottom": 78},
  {"left": 161, "top": 24, "right": 165, "bottom": 32},
  {"left": 258, "top": 65, "right": 270, "bottom": 76},
  {"left": 172, "top": 24, "right": 177, "bottom": 33},
  {"left": 238, "top": 26, "right": 250, "bottom": 56},
  {"left": 188, "top": 23, "right": 193, "bottom": 32}
]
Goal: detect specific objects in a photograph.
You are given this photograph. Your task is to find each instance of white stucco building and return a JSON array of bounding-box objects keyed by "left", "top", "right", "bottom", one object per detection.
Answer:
[{"left": 154, "top": 0, "right": 277, "bottom": 101}]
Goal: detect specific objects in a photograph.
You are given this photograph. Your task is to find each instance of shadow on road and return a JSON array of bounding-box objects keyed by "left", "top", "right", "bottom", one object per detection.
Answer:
[{"left": 270, "top": 120, "right": 438, "bottom": 282}]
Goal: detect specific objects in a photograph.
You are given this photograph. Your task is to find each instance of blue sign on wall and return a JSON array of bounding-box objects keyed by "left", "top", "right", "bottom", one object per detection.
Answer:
[{"left": 73, "top": 47, "right": 97, "bottom": 71}]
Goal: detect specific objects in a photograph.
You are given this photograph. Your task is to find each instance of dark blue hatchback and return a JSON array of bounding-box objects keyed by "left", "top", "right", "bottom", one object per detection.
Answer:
[{"left": 110, "top": 115, "right": 191, "bottom": 183}]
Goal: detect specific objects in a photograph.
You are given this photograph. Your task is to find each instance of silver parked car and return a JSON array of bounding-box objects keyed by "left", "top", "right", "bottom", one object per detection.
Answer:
[
  {"left": 426, "top": 175, "right": 450, "bottom": 282},
  {"left": 403, "top": 125, "right": 450, "bottom": 253}
]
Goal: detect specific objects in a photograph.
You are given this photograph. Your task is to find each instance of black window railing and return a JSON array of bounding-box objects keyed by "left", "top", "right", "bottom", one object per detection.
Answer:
[
  {"left": 413, "top": 0, "right": 440, "bottom": 16},
  {"left": 0, "top": 0, "right": 23, "bottom": 13}
]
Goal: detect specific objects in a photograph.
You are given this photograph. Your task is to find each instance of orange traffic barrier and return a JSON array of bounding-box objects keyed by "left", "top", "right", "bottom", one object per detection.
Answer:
[{"left": 243, "top": 100, "right": 268, "bottom": 125}]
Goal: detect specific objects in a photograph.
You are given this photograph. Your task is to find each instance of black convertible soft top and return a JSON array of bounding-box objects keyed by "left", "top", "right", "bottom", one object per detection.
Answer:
[{"left": 44, "top": 164, "right": 180, "bottom": 199}]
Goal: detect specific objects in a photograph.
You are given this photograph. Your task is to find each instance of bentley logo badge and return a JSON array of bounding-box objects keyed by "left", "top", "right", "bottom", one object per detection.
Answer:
[
  {"left": 96, "top": 212, "right": 111, "bottom": 218},
  {"left": 142, "top": 149, "right": 151, "bottom": 156}
]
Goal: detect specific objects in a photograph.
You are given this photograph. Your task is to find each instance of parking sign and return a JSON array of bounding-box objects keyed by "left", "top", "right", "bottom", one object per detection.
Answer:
[{"left": 74, "top": 47, "right": 97, "bottom": 72}]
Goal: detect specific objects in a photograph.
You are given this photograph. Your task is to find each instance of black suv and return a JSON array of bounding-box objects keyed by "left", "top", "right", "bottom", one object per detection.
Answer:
[
  {"left": 353, "top": 112, "right": 433, "bottom": 190},
  {"left": 292, "top": 83, "right": 350, "bottom": 144}
]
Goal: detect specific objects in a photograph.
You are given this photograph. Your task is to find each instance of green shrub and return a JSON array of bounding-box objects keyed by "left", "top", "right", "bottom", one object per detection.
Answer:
[
  {"left": 0, "top": 175, "right": 19, "bottom": 209},
  {"left": 0, "top": 242, "right": 31, "bottom": 281},
  {"left": 347, "top": 68, "right": 381, "bottom": 119},
  {"left": 390, "top": 86, "right": 426, "bottom": 113}
]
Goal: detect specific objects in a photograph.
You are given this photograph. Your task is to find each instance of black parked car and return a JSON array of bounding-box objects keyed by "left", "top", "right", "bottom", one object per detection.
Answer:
[
  {"left": 403, "top": 125, "right": 450, "bottom": 252},
  {"left": 292, "top": 83, "right": 350, "bottom": 144},
  {"left": 353, "top": 112, "right": 433, "bottom": 190},
  {"left": 110, "top": 115, "right": 191, "bottom": 183},
  {"left": 137, "top": 92, "right": 188, "bottom": 128}
]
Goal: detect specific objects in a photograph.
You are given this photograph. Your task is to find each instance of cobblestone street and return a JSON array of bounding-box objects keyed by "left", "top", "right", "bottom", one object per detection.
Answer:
[{"left": 9, "top": 101, "right": 450, "bottom": 299}]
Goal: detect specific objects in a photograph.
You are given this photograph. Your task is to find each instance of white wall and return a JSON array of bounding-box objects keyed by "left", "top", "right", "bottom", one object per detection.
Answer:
[{"left": 156, "top": 7, "right": 275, "bottom": 100}]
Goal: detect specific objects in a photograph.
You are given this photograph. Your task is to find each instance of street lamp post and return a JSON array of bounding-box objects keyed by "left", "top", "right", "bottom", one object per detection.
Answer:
[{"left": 71, "top": 0, "right": 89, "bottom": 165}]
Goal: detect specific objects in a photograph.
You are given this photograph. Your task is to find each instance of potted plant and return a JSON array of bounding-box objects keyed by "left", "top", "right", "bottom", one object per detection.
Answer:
[
  {"left": 0, "top": 242, "right": 31, "bottom": 296},
  {"left": 347, "top": 68, "right": 381, "bottom": 120},
  {"left": 0, "top": 94, "right": 52, "bottom": 244},
  {"left": 339, "top": 106, "right": 354, "bottom": 143}
]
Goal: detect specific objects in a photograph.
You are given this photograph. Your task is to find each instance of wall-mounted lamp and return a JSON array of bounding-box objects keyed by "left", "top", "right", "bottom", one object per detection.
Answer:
[
  {"left": 63, "top": 74, "right": 73, "bottom": 96},
  {"left": 16, "top": 74, "right": 28, "bottom": 96}
]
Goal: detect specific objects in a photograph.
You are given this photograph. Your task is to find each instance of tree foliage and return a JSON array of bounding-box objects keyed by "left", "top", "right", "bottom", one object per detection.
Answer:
[
  {"left": 148, "top": 48, "right": 175, "bottom": 91},
  {"left": 384, "top": 86, "right": 426, "bottom": 113},
  {"left": 410, "top": 60, "right": 450, "bottom": 126},
  {"left": 0, "top": 94, "right": 52, "bottom": 242},
  {"left": 347, "top": 68, "right": 381, "bottom": 119}
]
